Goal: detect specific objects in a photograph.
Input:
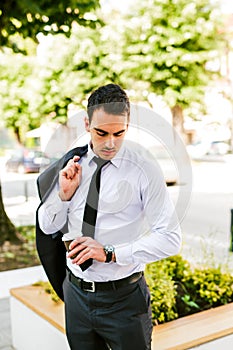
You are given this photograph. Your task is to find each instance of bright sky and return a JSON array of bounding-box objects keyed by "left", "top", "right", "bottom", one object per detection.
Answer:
[
  {"left": 100, "top": 0, "right": 134, "bottom": 12},
  {"left": 221, "top": 0, "right": 233, "bottom": 13}
]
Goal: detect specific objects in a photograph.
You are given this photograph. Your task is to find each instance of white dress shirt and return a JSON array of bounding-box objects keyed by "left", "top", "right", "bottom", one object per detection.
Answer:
[{"left": 38, "top": 141, "right": 181, "bottom": 282}]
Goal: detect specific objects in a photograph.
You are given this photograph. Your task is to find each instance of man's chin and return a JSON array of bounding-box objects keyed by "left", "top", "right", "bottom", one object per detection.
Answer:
[{"left": 100, "top": 150, "right": 116, "bottom": 159}]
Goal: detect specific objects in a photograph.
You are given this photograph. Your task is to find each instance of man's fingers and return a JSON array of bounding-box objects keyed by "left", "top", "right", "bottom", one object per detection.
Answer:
[
  {"left": 68, "top": 237, "right": 106, "bottom": 263},
  {"left": 70, "top": 247, "right": 91, "bottom": 264},
  {"left": 61, "top": 160, "right": 81, "bottom": 180},
  {"left": 69, "top": 236, "right": 89, "bottom": 249},
  {"left": 73, "top": 155, "right": 80, "bottom": 163}
]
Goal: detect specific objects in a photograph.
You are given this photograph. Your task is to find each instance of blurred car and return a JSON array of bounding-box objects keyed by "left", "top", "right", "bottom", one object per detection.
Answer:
[
  {"left": 187, "top": 141, "right": 230, "bottom": 161},
  {"left": 5, "top": 148, "right": 51, "bottom": 173}
]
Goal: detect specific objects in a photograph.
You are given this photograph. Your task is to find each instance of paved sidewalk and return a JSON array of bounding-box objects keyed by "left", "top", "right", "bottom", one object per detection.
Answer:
[
  {"left": 3, "top": 196, "right": 39, "bottom": 227},
  {"left": 0, "top": 165, "right": 43, "bottom": 349},
  {"left": 0, "top": 298, "right": 13, "bottom": 350},
  {"left": 0, "top": 182, "right": 46, "bottom": 350}
]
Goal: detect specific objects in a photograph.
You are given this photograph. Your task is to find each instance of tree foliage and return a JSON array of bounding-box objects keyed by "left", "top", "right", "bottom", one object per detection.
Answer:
[
  {"left": 0, "top": 0, "right": 101, "bottom": 245},
  {"left": 0, "top": 0, "right": 103, "bottom": 143},
  {"left": 0, "top": 23, "right": 125, "bottom": 139},
  {"left": 0, "top": 0, "right": 101, "bottom": 51},
  {"left": 118, "top": 0, "right": 226, "bottom": 133},
  {"left": 0, "top": 0, "right": 229, "bottom": 141},
  {"left": 0, "top": 52, "right": 38, "bottom": 142},
  {"left": 28, "top": 26, "right": 115, "bottom": 125}
]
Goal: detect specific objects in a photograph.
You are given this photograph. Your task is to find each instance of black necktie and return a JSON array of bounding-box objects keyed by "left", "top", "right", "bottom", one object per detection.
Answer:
[{"left": 79, "top": 156, "right": 110, "bottom": 271}]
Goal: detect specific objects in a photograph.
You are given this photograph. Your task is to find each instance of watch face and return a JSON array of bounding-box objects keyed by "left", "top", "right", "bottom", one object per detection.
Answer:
[
  {"left": 105, "top": 245, "right": 114, "bottom": 253},
  {"left": 104, "top": 245, "right": 115, "bottom": 263}
]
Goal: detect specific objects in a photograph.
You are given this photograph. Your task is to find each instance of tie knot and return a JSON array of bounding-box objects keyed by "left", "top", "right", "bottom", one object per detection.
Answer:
[{"left": 93, "top": 156, "right": 110, "bottom": 169}]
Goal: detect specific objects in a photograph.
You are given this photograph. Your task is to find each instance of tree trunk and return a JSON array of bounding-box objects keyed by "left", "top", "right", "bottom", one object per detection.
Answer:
[
  {"left": 14, "top": 126, "right": 21, "bottom": 144},
  {"left": 171, "top": 105, "right": 187, "bottom": 144},
  {"left": 0, "top": 180, "right": 20, "bottom": 245}
]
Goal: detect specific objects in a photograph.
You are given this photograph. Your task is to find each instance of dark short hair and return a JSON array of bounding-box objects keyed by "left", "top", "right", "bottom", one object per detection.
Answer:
[{"left": 87, "top": 84, "right": 130, "bottom": 122}]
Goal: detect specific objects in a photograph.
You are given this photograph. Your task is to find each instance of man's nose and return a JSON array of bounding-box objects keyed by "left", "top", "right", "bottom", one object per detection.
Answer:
[{"left": 105, "top": 135, "right": 115, "bottom": 148}]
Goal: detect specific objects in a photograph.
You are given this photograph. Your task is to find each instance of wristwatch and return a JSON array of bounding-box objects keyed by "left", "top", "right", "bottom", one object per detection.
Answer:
[{"left": 103, "top": 245, "right": 115, "bottom": 263}]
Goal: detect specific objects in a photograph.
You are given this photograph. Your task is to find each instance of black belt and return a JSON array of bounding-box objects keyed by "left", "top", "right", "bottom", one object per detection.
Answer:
[{"left": 67, "top": 269, "right": 143, "bottom": 293}]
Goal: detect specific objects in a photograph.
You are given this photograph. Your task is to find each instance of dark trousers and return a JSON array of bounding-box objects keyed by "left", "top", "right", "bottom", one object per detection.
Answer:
[{"left": 63, "top": 273, "right": 153, "bottom": 350}]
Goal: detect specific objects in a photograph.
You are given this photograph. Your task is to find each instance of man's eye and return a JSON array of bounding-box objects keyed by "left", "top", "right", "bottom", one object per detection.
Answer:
[
  {"left": 114, "top": 131, "right": 125, "bottom": 137},
  {"left": 97, "top": 131, "right": 106, "bottom": 136}
]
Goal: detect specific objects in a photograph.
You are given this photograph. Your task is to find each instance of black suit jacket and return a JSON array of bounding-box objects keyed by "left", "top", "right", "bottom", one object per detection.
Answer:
[{"left": 36, "top": 145, "right": 88, "bottom": 300}]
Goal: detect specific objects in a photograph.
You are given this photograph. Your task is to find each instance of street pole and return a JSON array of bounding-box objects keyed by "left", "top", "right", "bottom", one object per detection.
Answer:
[
  {"left": 24, "top": 180, "right": 28, "bottom": 202},
  {"left": 230, "top": 209, "right": 233, "bottom": 252}
]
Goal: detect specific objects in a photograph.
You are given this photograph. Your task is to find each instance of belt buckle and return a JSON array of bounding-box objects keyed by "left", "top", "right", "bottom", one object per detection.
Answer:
[{"left": 82, "top": 280, "right": 95, "bottom": 292}]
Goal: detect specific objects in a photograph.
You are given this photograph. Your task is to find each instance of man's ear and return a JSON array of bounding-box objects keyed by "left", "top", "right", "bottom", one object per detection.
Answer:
[{"left": 84, "top": 116, "right": 90, "bottom": 132}]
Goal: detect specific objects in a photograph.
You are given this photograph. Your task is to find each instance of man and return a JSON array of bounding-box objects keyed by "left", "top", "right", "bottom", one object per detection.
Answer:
[{"left": 38, "top": 83, "right": 181, "bottom": 350}]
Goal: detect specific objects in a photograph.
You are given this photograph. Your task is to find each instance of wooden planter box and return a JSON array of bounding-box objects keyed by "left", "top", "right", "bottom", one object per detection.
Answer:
[
  {"left": 10, "top": 285, "right": 69, "bottom": 350},
  {"left": 10, "top": 285, "right": 233, "bottom": 350}
]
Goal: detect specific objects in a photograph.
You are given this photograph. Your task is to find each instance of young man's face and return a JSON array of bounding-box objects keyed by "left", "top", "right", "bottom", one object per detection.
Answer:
[{"left": 85, "top": 108, "right": 129, "bottom": 160}]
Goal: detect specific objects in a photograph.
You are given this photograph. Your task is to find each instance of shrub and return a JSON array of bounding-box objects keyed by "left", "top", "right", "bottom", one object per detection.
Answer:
[
  {"left": 145, "top": 260, "right": 178, "bottom": 324},
  {"left": 182, "top": 267, "right": 233, "bottom": 309},
  {"left": 145, "top": 255, "right": 233, "bottom": 324},
  {"left": 33, "top": 281, "right": 61, "bottom": 303}
]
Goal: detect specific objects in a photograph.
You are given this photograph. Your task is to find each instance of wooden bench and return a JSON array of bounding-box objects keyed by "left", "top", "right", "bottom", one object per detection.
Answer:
[
  {"left": 10, "top": 285, "right": 233, "bottom": 350},
  {"left": 11, "top": 285, "right": 65, "bottom": 333},
  {"left": 152, "top": 303, "right": 233, "bottom": 349}
]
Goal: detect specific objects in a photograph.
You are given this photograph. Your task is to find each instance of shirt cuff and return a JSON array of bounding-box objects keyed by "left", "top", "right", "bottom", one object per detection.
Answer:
[{"left": 115, "top": 244, "right": 133, "bottom": 265}]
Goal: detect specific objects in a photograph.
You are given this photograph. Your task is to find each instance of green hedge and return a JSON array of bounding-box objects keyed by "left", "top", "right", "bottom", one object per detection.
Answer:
[{"left": 145, "top": 255, "right": 233, "bottom": 324}]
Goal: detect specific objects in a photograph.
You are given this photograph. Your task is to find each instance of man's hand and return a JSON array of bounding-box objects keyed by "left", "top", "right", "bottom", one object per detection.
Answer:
[
  {"left": 58, "top": 156, "right": 82, "bottom": 201},
  {"left": 67, "top": 237, "right": 107, "bottom": 264}
]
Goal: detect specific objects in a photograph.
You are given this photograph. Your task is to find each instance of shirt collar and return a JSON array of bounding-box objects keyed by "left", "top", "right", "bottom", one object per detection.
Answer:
[
  {"left": 86, "top": 144, "right": 96, "bottom": 165},
  {"left": 86, "top": 142, "right": 126, "bottom": 168},
  {"left": 110, "top": 145, "right": 125, "bottom": 168}
]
